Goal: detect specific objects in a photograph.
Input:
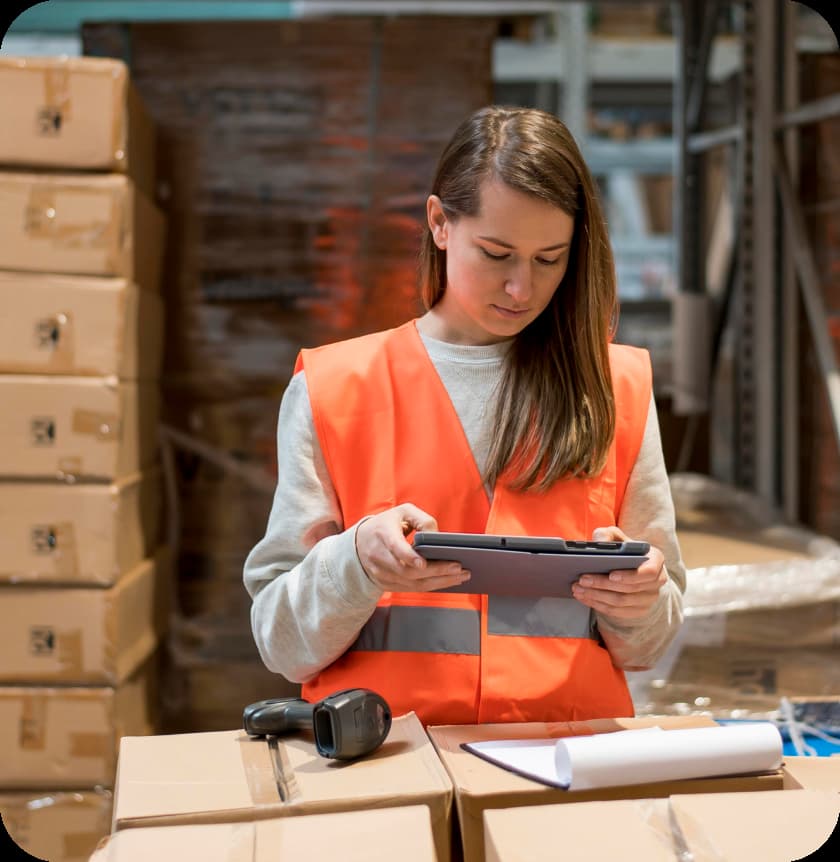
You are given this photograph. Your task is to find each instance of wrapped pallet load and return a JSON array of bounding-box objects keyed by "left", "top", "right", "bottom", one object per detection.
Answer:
[{"left": 630, "top": 473, "right": 840, "bottom": 721}]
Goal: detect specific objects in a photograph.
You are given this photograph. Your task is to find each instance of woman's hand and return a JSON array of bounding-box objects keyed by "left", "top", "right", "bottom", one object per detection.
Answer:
[
  {"left": 355, "top": 504, "right": 471, "bottom": 592},
  {"left": 570, "top": 525, "right": 667, "bottom": 621}
]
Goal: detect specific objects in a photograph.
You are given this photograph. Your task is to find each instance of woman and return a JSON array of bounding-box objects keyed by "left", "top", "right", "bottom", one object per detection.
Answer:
[{"left": 244, "top": 106, "right": 685, "bottom": 725}]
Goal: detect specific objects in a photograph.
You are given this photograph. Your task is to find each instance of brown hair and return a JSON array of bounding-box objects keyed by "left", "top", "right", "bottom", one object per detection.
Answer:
[{"left": 419, "top": 106, "right": 618, "bottom": 492}]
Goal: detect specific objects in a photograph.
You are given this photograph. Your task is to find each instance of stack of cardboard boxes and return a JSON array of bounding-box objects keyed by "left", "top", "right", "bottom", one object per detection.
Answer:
[
  {"left": 85, "top": 711, "right": 840, "bottom": 861},
  {"left": 0, "top": 55, "right": 167, "bottom": 862}
]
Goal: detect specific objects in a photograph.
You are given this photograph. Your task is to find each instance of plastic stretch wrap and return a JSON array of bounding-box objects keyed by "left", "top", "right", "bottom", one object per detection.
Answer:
[
  {"left": 671, "top": 473, "right": 840, "bottom": 616},
  {"left": 636, "top": 799, "right": 725, "bottom": 862},
  {"left": 632, "top": 473, "right": 840, "bottom": 718}
]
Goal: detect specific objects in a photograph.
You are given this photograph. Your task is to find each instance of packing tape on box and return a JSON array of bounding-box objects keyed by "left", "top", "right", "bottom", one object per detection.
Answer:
[
  {"left": 72, "top": 409, "right": 120, "bottom": 441},
  {"left": 57, "top": 456, "right": 85, "bottom": 479},
  {"left": 43, "top": 66, "right": 72, "bottom": 127},
  {"left": 51, "top": 522, "right": 80, "bottom": 578},
  {"left": 636, "top": 798, "right": 726, "bottom": 861},
  {"left": 237, "top": 734, "right": 301, "bottom": 805},
  {"left": 58, "top": 630, "right": 84, "bottom": 678},
  {"left": 69, "top": 731, "right": 109, "bottom": 759},
  {"left": 23, "top": 185, "right": 113, "bottom": 249},
  {"left": 20, "top": 695, "right": 47, "bottom": 750},
  {"left": 21, "top": 181, "right": 125, "bottom": 276}
]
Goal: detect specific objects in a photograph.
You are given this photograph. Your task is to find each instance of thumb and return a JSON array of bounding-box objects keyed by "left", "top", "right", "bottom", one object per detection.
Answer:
[
  {"left": 592, "top": 525, "right": 628, "bottom": 542},
  {"left": 398, "top": 503, "right": 438, "bottom": 535}
]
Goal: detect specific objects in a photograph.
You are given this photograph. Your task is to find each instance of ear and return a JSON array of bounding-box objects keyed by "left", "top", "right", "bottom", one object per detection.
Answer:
[{"left": 426, "top": 195, "right": 449, "bottom": 249}]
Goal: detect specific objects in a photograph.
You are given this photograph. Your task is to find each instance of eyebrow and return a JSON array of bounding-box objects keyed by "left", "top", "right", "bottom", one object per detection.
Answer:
[{"left": 477, "top": 235, "right": 570, "bottom": 252}]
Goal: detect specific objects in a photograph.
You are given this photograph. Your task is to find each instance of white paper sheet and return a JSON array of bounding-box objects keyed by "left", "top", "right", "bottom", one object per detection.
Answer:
[{"left": 462, "top": 722, "right": 783, "bottom": 791}]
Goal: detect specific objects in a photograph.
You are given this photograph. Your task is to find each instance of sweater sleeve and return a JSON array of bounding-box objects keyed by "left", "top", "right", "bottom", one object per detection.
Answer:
[
  {"left": 595, "top": 393, "right": 686, "bottom": 670},
  {"left": 243, "top": 371, "right": 382, "bottom": 683}
]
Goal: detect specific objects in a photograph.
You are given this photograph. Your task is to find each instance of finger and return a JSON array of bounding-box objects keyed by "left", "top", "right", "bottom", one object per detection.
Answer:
[
  {"left": 387, "top": 504, "right": 440, "bottom": 567},
  {"left": 572, "top": 585, "right": 658, "bottom": 615},
  {"left": 378, "top": 566, "right": 471, "bottom": 593},
  {"left": 377, "top": 558, "right": 465, "bottom": 588},
  {"left": 577, "top": 567, "right": 662, "bottom": 592},
  {"left": 576, "top": 574, "right": 649, "bottom": 593}
]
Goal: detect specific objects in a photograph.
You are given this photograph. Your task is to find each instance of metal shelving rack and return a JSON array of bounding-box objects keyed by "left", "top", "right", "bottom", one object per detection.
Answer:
[{"left": 675, "top": 0, "right": 840, "bottom": 516}]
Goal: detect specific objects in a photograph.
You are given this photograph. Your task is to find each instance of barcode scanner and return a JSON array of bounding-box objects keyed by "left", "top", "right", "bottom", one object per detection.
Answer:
[{"left": 243, "top": 687, "right": 392, "bottom": 760}]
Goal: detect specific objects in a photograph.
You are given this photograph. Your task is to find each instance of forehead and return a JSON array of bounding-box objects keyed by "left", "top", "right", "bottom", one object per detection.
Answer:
[{"left": 469, "top": 178, "right": 575, "bottom": 243}]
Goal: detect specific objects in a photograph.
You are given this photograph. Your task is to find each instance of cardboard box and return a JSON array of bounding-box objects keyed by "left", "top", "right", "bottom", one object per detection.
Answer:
[
  {"left": 90, "top": 805, "right": 437, "bottom": 862},
  {"left": 783, "top": 755, "right": 840, "bottom": 792},
  {"left": 0, "top": 470, "right": 161, "bottom": 586},
  {"left": 0, "top": 172, "right": 163, "bottom": 289},
  {"left": 0, "top": 272, "right": 163, "bottom": 378},
  {"left": 483, "top": 790, "right": 840, "bottom": 862},
  {"left": 0, "top": 376, "right": 159, "bottom": 480},
  {"left": 428, "top": 717, "right": 785, "bottom": 862},
  {"left": 591, "top": 4, "right": 663, "bottom": 36},
  {"left": 0, "top": 55, "right": 155, "bottom": 195},
  {"left": 0, "top": 547, "right": 169, "bottom": 685},
  {"left": 111, "top": 712, "right": 453, "bottom": 862},
  {"left": 0, "top": 788, "right": 112, "bottom": 862},
  {"left": 0, "top": 663, "right": 155, "bottom": 789}
]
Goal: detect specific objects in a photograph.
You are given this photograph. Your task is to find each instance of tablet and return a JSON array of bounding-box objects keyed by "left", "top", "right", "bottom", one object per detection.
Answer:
[{"left": 412, "top": 531, "right": 649, "bottom": 598}]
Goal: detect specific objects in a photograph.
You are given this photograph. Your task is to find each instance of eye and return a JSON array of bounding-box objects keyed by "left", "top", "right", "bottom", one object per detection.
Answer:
[
  {"left": 480, "top": 247, "right": 509, "bottom": 261},
  {"left": 535, "top": 257, "right": 561, "bottom": 266}
]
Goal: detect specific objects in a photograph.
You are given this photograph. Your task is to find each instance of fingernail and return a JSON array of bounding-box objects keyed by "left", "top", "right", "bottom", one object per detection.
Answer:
[
  {"left": 610, "top": 573, "right": 622, "bottom": 583},
  {"left": 580, "top": 576, "right": 592, "bottom": 586},
  {"left": 460, "top": 570, "right": 471, "bottom": 581},
  {"left": 413, "top": 557, "right": 424, "bottom": 568}
]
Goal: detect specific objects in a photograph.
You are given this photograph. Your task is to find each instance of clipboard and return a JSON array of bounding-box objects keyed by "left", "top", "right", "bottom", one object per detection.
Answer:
[{"left": 412, "top": 531, "right": 649, "bottom": 598}]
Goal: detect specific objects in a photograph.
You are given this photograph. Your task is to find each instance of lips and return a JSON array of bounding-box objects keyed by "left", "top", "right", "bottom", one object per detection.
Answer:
[{"left": 492, "top": 304, "right": 529, "bottom": 317}]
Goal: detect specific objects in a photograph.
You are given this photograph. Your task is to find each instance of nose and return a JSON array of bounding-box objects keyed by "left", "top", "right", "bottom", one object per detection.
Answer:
[{"left": 504, "top": 263, "right": 532, "bottom": 303}]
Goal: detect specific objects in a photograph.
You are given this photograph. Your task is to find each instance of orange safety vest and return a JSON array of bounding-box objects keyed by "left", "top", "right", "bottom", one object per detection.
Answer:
[{"left": 296, "top": 320, "right": 651, "bottom": 725}]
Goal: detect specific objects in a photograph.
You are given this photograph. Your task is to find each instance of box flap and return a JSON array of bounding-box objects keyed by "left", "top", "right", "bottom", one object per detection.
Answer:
[
  {"left": 484, "top": 799, "right": 674, "bottom": 862},
  {"left": 783, "top": 755, "right": 840, "bottom": 791},
  {"left": 483, "top": 790, "right": 840, "bottom": 862},
  {"left": 114, "top": 713, "right": 451, "bottom": 826},
  {"left": 96, "top": 806, "right": 437, "bottom": 862},
  {"left": 671, "top": 789, "right": 840, "bottom": 861}
]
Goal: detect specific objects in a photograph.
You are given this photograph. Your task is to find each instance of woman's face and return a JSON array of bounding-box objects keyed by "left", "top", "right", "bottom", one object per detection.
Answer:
[{"left": 426, "top": 178, "right": 575, "bottom": 345}]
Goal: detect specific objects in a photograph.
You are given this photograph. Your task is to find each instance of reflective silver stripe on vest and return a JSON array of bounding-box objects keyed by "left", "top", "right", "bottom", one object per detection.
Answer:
[
  {"left": 487, "top": 596, "right": 597, "bottom": 639},
  {"left": 351, "top": 606, "right": 481, "bottom": 654}
]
